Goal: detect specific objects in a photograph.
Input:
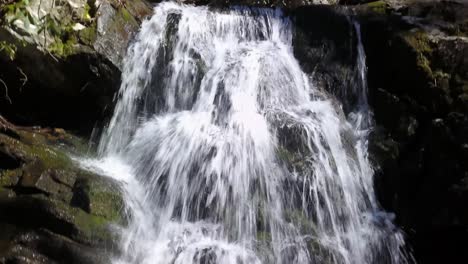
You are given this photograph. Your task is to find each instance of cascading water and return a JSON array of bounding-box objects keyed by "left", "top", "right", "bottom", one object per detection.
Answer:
[{"left": 83, "top": 2, "right": 409, "bottom": 264}]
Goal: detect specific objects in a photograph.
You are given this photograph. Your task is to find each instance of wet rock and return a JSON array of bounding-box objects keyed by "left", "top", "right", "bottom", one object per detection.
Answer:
[
  {"left": 1, "top": 229, "right": 109, "bottom": 264},
  {"left": 291, "top": 4, "right": 368, "bottom": 114},
  {"left": 0, "top": 116, "right": 125, "bottom": 263},
  {"left": 356, "top": 1, "right": 468, "bottom": 262}
]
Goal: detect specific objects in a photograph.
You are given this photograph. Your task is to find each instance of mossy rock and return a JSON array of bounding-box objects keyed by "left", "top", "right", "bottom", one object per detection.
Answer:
[
  {"left": 0, "top": 131, "right": 74, "bottom": 174},
  {"left": 401, "top": 30, "right": 434, "bottom": 55},
  {"left": 39, "top": 195, "right": 116, "bottom": 244},
  {"left": 398, "top": 30, "right": 436, "bottom": 79},
  {"left": 365, "top": 1, "right": 388, "bottom": 15},
  {"left": 0, "top": 119, "right": 125, "bottom": 253},
  {"left": 72, "top": 171, "right": 125, "bottom": 223},
  {"left": 78, "top": 22, "right": 98, "bottom": 46}
]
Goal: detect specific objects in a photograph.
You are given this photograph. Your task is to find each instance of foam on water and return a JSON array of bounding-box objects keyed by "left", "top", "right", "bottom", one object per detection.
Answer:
[{"left": 82, "top": 2, "right": 408, "bottom": 264}]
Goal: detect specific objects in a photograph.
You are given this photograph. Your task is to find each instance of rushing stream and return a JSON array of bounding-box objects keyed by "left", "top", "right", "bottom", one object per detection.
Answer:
[{"left": 83, "top": 2, "right": 408, "bottom": 263}]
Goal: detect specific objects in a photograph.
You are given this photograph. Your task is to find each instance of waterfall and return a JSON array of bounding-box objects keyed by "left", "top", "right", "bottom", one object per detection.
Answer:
[{"left": 84, "top": 2, "right": 408, "bottom": 263}]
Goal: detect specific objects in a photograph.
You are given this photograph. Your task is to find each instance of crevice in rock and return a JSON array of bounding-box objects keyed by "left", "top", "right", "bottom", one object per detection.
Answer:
[{"left": 0, "top": 149, "right": 23, "bottom": 171}]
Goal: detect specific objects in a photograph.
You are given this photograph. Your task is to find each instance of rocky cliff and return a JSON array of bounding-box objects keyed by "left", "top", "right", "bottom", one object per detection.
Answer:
[
  {"left": 290, "top": 1, "right": 468, "bottom": 263},
  {"left": 358, "top": 2, "right": 468, "bottom": 263}
]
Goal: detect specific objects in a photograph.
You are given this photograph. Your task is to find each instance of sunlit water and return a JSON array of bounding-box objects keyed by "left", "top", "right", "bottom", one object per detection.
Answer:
[{"left": 81, "top": 2, "right": 408, "bottom": 264}]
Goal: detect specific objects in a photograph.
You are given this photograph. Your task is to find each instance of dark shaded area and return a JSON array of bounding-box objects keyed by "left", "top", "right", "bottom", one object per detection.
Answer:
[
  {"left": 0, "top": 48, "right": 120, "bottom": 137},
  {"left": 356, "top": 1, "right": 468, "bottom": 263},
  {"left": 0, "top": 146, "right": 23, "bottom": 170},
  {"left": 292, "top": 4, "right": 363, "bottom": 114},
  {"left": 290, "top": 1, "right": 468, "bottom": 263}
]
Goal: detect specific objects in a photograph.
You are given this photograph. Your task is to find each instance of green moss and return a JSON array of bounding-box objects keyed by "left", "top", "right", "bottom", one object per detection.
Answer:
[
  {"left": 0, "top": 131, "right": 74, "bottom": 171},
  {"left": 78, "top": 23, "right": 97, "bottom": 46},
  {"left": 63, "top": 36, "right": 78, "bottom": 56},
  {"left": 401, "top": 31, "right": 435, "bottom": 78},
  {"left": 46, "top": 197, "right": 117, "bottom": 244},
  {"left": 365, "top": 1, "right": 387, "bottom": 15},
  {"left": 83, "top": 3, "right": 92, "bottom": 23},
  {"left": 0, "top": 40, "right": 17, "bottom": 60},
  {"left": 0, "top": 125, "right": 90, "bottom": 174},
  {"left": 61, "top": 134, "right": 91, "bottom": 155},
  {"left": 0, "top": 125, "right": 122, "bottom": 245},
  {"left": 1, "top": 0, "right": 30, "bottom": 22},
  {"left": 114, "top": 5, "right": 138, "bottom": 29},
  {"left": 30, "top": 145, "right": 73, "bottom": 169},
  {"left": 73, "top": 209, "right": 114, "bottom": 243},
  {"left": 416, "top": 53, "right": 433, "bottom": 76},
  {"left": 403, "top": 30, "right": 433, "bottom": 54},
  {"left": 48, "top": 36, "right": 78, "bottom": 58},
  {"left": 0, "top": 169, "right": 21, "bottom": 187},
  {"left": 121, "top": 8, "right": 133, "bottom": 23},
  {"left": 83, "top": 176, "right": 123, "bottom": 222}
]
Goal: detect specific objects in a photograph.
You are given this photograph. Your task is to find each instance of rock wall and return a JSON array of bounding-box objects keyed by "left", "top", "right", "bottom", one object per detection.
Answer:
[
  {"left": 357, "top": 1, "right": 468, "bottom": 263},
  {"left": 0, "top": 116, "right": 125, "bottom": 263},
  {"left": 285, "top": 1, "right": 468, "bottom": 262},
  {"left": 0, "top": 0, "right": 153, "bottom": 135}
]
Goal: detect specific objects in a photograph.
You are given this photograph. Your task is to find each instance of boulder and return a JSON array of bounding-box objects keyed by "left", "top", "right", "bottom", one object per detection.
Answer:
[
  {"left": 0, "top": 0, "right": 153, "bottom": 135},
  {"left": 0, "top": 116, "right": 125, "bottom": 263}
]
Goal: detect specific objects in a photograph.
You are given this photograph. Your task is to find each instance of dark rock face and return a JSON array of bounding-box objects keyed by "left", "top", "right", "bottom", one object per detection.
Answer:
[
  {"left": 356, "top": 1, "right": 468, "bottom": 263},
  {"left": 292, "top": 5, "right": 360, "bottom": 112},
  {"left": 0, "top": 0, "right": 153, "bottom": 136},
  {"left": 287, "top": 1, "right": 468, "bottom": 262},
  {"left": 0, "top": 116, "right": 125, "bottom": 263}
]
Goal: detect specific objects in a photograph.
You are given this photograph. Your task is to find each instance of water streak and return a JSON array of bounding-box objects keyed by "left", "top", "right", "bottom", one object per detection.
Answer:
[{"left": 85, "top": 2, "right": 408, "bottom": 264}]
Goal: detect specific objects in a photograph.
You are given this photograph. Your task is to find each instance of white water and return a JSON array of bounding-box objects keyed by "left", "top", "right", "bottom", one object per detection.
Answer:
[{"left": 83, "top": 2, "right": 408, "bottom": 264}]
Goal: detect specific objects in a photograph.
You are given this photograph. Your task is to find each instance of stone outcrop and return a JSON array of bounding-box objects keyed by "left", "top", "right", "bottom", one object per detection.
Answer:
[
  {"left": 0, "top": 0, "right": 153, "bottom": 135},
  {"left": 283, "top": 1, "right": 468, "bottom": 262},
  {"left": 356, "top": 1, "right": 468, "bottom": 263},
  {"left": 0, "top": 116, "right": 125, "bottom": 263}
]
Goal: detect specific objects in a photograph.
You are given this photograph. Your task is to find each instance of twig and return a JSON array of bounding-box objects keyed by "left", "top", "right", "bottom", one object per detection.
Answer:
[
  {"left": 16, "top": 67, "right": 27, "bottom": 91},
  {"left": 47, "top": 49, "right": 59, "bottom": 62},
  {"left": 0, "top": 78, "right": 12, "bottom": 104},
  {"left": 37, "top": 0, "right": 47, "bottom": 50},
  {"left": 80, "top": 81, "right": 90, "bottom": 92}
]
